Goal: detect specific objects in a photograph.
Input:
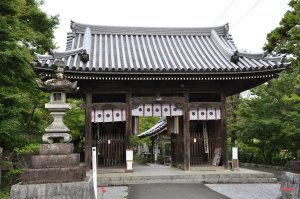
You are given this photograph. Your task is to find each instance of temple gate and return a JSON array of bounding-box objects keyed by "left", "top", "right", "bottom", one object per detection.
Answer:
[{"left": 32, "top": 21, "right": 287, "bottom": 171}]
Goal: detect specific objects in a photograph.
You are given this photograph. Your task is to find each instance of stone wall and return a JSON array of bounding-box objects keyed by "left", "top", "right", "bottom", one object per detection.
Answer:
[
  {"left": 240, "top": 162, "right": 289, "bottom": 171},
  {"left": 10, "top": 173, "right": 95, "bottom": 199}
]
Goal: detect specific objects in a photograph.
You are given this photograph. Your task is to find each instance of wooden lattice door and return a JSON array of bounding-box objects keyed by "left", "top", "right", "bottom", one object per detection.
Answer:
[
  {"left": 93, "top": 122, "right": 126, "bottom": 168},
  {"left": 190, "top": 121, "right": 210, "bottom": 166}
]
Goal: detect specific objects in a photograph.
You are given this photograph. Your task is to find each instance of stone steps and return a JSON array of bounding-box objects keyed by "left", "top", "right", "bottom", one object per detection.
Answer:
[{"left": 97, "top": 173, "right": 277, "bottom": 186}]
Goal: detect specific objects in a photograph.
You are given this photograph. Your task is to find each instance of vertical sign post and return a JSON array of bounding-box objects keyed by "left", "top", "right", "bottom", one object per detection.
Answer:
[
  {"left": 92, "top": 147, "right": 98, "bottom": 199},
  {"left": 126, "top": 149, "right": 133, "bottom": 173},
  {"left": 232, "top": 146, "right": 239, "bottom": 170}
]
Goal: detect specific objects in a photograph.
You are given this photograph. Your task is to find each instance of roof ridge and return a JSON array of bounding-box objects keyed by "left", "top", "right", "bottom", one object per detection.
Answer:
[{"left": 70, "top": 20, "right": 229, "bottom": 36}]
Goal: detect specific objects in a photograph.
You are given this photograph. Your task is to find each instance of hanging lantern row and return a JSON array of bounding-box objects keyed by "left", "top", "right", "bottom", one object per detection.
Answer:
[{"left": 91, "top": 105, "right": 221, "bottom": 123}]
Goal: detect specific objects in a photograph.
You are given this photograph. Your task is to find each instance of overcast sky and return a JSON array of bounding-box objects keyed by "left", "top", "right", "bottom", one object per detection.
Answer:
[{"left": 41, "top": 0, "right": 290, "bottom": 52}]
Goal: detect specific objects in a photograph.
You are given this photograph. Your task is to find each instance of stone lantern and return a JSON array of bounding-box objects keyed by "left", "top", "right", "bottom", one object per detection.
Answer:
[
  {"left": 37, "top": 60, "right": 78, "bottom": 144},
  {"left": 20, "top": 60, "right": 86, "bottom": 184}
]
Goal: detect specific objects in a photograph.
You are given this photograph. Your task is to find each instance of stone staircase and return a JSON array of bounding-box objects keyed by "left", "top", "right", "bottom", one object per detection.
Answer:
[{"left": 98, "top": 172, "right": 277, "bottom": 186}]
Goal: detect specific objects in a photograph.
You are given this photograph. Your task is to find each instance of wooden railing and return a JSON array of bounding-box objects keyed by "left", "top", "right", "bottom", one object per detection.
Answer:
[{"left": 93, "top": 140, "right": 125, "bottom": 168}]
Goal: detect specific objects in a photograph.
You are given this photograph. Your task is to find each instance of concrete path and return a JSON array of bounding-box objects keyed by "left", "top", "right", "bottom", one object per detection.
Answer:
[
  {"left": 98, "top": 164, "right": 276, "bottom": 186},
  {"left": 97, "top": 186, "right": 128, "bottom": 199},
  {"left": 128, "top": 183, "right": 230, "bottom": 199},
  {"left": 206, "top": 183, "right": 281, "bottom": 199}
]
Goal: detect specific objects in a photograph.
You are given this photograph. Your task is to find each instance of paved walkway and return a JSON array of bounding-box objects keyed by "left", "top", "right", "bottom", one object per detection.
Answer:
[
  {"left": 98, "top": 163, "right": 271, "bottom": 177},
  {"left": 96, "top": 183, "right": 282, "bottom": 199},
  {"left": 206, "top": 183, "right": 281, "bottom": 199},
  {"left": 97, "top": 186, "right": 128, "bottom": 199},
  {"left": 128, "top": 183, "right": 230, "bottom": 199}
]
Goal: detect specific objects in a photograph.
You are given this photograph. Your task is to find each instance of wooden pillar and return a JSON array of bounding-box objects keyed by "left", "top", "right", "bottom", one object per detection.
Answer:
[
  {"left": 183, "top": 91, "right": 190, "bottom": 171},
  {"left": 126, "top": 91, "right": 132, "bottom": 149},
  {"left": 221, "top": 92, "right": 228, "bottom": 169},
  {"left": 151, "top": 138, "right": 154, "bottom": 163},
  {"left": 85, "top": 93, "right": 92, "bottom": 169}
]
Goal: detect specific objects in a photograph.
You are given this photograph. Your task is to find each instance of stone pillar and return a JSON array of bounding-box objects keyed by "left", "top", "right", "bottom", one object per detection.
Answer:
[
  {"left": 291, "top": 150, "right": 300, "bottom": 173},
  {"left": 280, "top": 172, "right": 300, "bottom": 199}
]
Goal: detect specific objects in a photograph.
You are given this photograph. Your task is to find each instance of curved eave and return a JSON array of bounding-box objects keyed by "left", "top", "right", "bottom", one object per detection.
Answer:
[
  {"left": 31, "top": 63, "right": 286, "bottom": 76},
  {"left": 138, "top": 120, "right": 167, "bottom": 138}
]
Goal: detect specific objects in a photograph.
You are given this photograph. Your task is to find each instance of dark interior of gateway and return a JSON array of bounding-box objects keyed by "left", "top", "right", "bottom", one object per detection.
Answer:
[
  {"left": 91, "top": 118, "right": 223, "bottom": 169},
  {"left": 89, "top": 92, "right": 225, "bottom": 170}
]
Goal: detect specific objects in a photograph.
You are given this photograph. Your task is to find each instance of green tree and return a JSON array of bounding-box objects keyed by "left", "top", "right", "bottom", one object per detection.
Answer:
[
  {"left": 235, "top": 76, "right": 296, "bottom": 165},
  {"left": 139, "top": 116, "right": 159, "bottom": 133},
  {"left": 0, "top": 0, "right": 59, "bottom": 150},
  {"left": 64, "top": 99, "right": 85, "bottom": 151},
  {"left": 229, "top": 0, "right": 300, "bottom": 166},
  {"left": 227, "top": 94, "right": 242, "bottom": 146}
]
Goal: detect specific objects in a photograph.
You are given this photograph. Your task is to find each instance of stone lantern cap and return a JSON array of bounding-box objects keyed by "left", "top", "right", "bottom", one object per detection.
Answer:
[{"left": 36, "top": 60, "right": 78, "bottom": 93}]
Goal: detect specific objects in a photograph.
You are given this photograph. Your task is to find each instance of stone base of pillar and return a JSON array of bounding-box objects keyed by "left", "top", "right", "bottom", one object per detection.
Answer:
[
  {"left": 11, "top": 173, "right": 95, "bottom": 199},
  {"left": 21, "top": 143, "right": 86, "bottom": 184},
  {"left": 280, "top": 172, "right": 300, "bottom": 199},
  {"left": 231, "top": 159, "right": 239, "bottom": 171},
  {"left": 291, "top": 161, "right": 300, "bottom": 174}
]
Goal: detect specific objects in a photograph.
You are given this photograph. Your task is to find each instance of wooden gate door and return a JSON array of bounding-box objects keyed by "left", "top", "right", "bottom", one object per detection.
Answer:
[{"left": 93, "top": 122, "right": 126, "bottom": 168}]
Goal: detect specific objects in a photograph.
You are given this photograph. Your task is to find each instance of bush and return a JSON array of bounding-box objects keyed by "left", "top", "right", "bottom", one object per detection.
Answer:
[
  {"left": 0, "top": 188, "right": 10, "bottom": 199},
  {"left": 1, "top": 168, "right": 24, "bottom": 188},
  {"left": 14, "top": 143, "right": 40, "bottom": 156},
  {"left": 134, "top": 154, "right": 149, "bottom": 164}
]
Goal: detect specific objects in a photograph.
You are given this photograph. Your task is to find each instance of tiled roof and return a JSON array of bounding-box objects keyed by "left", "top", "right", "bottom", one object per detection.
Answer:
[
  {"left": 138, "top": 118, "right": 167, "bottom": 138},
  {"left": 33, "top": 21, "right": 286, "bottom": 74}
]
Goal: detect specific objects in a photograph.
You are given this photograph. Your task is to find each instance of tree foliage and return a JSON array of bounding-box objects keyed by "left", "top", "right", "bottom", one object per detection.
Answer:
[
  {"left": 228, "top": 0, "right": 300, "bottom": 166},
  {"left": 139, "top": 116, "right": 159, "bottom": 133},
  {"left": 0, "top": 0, "right": 58, "bottom": 150}
]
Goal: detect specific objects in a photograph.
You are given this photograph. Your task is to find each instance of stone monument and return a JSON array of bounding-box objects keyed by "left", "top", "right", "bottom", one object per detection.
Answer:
[{"left": 10, "top": 60, "right": 95, "bottom": 199}]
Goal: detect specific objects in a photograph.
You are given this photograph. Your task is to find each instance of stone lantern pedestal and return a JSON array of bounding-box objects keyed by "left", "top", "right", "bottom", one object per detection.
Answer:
[{"left": 10, "top": 61, "right": 95, "bottom": 199}]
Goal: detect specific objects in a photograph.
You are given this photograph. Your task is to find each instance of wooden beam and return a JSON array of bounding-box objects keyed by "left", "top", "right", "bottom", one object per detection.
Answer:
[
  {"left": 221, "top": 92, "right": 228, "bottom": 169},
  {"left": 131, "top": 97, "right": 185, "bottom": 108},
  {"left": 126, "top": 91, "right": 132, "bottom": 149},
  {"left": 84, "top": 93, "right": 92, "bottom": 169},
  {"left": 91, "top": 102, "right": 127, "bottom": 110},
  {"left": 189, "top": 102, "right": 223, "bottom": 109},
  {"left": 183, "top": 91, "right": 190, "bottom": 171}
]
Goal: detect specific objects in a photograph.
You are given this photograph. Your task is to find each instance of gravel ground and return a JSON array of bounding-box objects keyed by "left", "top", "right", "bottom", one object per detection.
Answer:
[
  {"left": 97, "top": 186, "right": 128, "bottom": 199},
  {"left": 205, "top": 183, "right": 281, "bottom": 199}
]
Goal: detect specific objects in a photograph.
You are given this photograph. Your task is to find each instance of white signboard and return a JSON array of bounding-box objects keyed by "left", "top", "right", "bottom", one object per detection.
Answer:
[
  {"left": 126, "top": 149, "right": 133, "bottom": 171},
  {"left": 92, "top": 147, "right": 98, "bottom": 199},
  {"left": 126, "top": 149, "right": 133, "bottom": 161},
  {"left": 127, "top": 161, "right": 133, "bottom": 170},
  {"left": 232, "top": 147, "right": 238, "bottom": 160}
]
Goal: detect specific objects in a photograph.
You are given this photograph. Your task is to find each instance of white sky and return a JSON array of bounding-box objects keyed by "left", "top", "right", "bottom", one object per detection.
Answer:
[{"left": 41, "top": 0, "right": 290, "bottom": 52}]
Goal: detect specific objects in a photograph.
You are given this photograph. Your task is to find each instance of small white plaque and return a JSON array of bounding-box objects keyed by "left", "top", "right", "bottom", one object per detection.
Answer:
[
  {"left": 108, "top": 140, "right": 111, "bottom": 144},
  {"left": 193, "top": 138, "right": 196, "bottom": 143},
  {"left": 127, "top": 161, "right": 133, "bottom": 170},
  {"left": 126, "top": 149, "right": 133, "bottom": 161},
  {"left": 232, "top": 147, "right": 238, "bottom": 159}
]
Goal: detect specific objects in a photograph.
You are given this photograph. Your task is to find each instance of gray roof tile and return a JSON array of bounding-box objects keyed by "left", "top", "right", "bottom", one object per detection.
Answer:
[
  {"left": 34, "top": 21, "right": 286, "bottom": 73},
  {"left": 138, "top": 118, "right": 167, "bottom": 138}
]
